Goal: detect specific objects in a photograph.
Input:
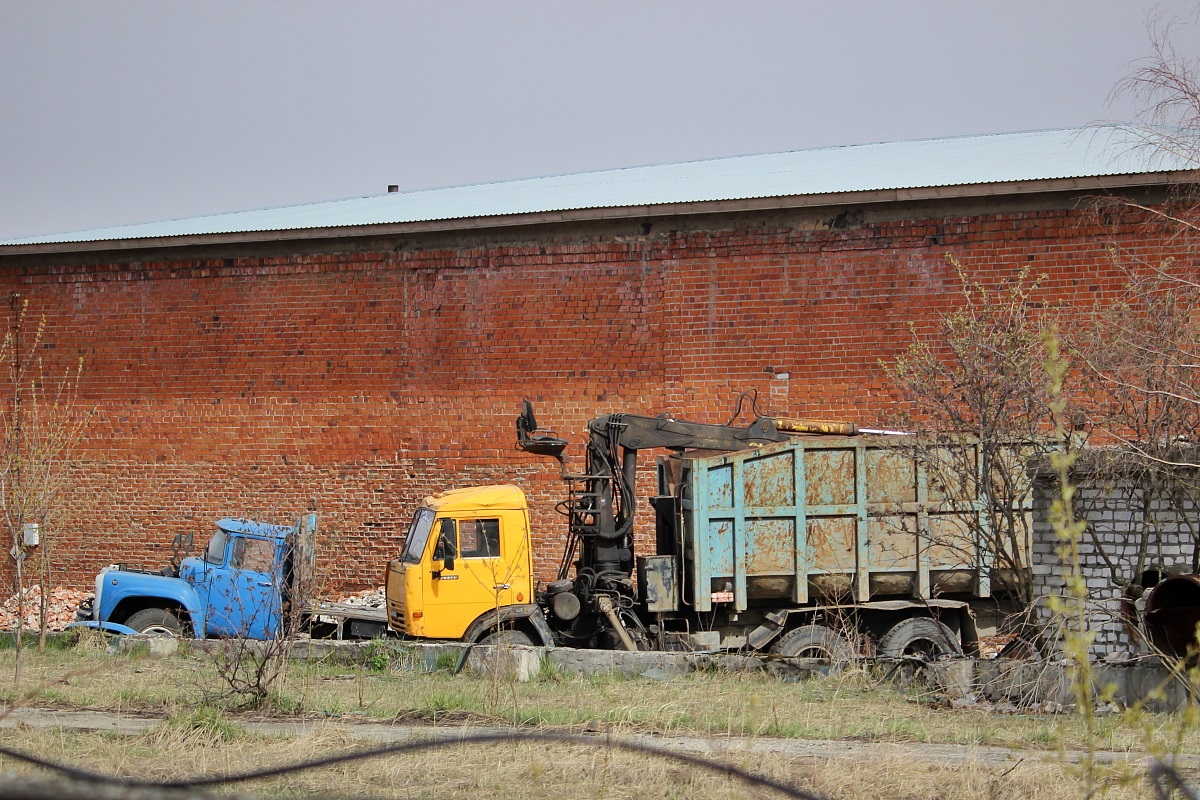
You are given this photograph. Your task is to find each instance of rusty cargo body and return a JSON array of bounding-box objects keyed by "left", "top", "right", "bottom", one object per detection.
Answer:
[{"left": 640, "top": 434, "right": 993, "bottom": 656}]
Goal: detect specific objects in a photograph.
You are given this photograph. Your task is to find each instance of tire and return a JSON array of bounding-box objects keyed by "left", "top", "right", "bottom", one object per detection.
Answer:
[
  {"left": 877, "top": 617, "right": 960, "bottom": 660},
  {"left": 479, "top": 629, "right": 534, "bottom": 646},
  {"left": 771, "top": 624, "right": 855, "bottom": 661},
  {"left": 125, "top": 608, "right": 183, "bottom": 636}
]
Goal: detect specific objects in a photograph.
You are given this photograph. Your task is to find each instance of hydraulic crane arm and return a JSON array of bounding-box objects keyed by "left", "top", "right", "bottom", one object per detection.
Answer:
[
  {"left": 586, "top": 412, "right": 787, "bottom": 454},
  {"left": 585, "top": 412, "right": 787, "bottom": 541}
]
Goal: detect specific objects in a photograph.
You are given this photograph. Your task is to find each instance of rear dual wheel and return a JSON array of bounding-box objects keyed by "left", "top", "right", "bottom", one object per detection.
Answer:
[
  {"left": 877, "top": 617, "right": 960, "bottom": 659},
  {"left": 771, "top": 624, "right": 855, "bottom": 661}
]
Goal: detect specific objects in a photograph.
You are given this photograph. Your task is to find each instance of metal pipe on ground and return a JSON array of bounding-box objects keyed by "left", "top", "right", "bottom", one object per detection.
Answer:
[{"left": 1143, "top": 574, "right": 1200, "bottom": 662}]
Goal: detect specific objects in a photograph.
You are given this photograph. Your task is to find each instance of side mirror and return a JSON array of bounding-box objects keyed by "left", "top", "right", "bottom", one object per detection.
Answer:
[{"left": 433, "top": 523, "right": 457, "bottom": 573}]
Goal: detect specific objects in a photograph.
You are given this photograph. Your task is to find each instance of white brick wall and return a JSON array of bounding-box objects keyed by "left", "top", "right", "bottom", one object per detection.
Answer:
[{"left": 1031, "top": 477, "right": 1197, "bottom": 660}]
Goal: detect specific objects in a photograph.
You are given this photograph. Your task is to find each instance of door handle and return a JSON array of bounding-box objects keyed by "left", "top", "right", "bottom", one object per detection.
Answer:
[
  {"left": 257, "top": 581, "right": 273, "bottom": 587},
  {"left": 494, "top": 584, "right": 510, "bottom": 590}
]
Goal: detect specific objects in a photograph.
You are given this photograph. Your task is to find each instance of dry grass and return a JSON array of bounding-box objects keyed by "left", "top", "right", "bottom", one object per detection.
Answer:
[
  {"left": 0, "top": 723, "right": 1156, "bottom": 800},
  {"left": 0, "top": 641, "right": 1187, "bottom": 752},
  {"left": 0, "top": 637, "right": 1198, "bottom": 799}
]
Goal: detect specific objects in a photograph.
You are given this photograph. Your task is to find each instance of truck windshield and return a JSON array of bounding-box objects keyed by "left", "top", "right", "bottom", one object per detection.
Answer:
[
  {"left": 204, "top": 529, "right": 228, "bottom": 565},
  {"left": 401, "top": 509, "right": 436, "bottom": 564}
]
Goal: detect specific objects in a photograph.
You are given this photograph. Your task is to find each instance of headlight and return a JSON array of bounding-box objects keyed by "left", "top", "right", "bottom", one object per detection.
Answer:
[{"left": 93, "top": 569, "right": 107, "bottom": 620}]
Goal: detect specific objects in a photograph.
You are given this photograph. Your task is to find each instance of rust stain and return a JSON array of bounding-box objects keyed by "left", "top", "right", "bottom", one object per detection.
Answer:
[{"left": 806, "top": 449, "right": 855, "bottom": 506}]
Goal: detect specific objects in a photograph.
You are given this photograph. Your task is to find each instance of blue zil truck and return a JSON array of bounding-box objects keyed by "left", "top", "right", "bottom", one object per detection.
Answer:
[{"left": 75, "top": 513, "right": 389, "bottom": 640}]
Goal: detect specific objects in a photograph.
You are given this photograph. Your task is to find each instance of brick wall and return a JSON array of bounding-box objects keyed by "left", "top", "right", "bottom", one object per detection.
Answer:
[
  {"left": 1031, "top": 474, "right": 1198, "bottom": 660},
  {"left": 0, "top": 195, "right": 1177, "bottom": 594}
]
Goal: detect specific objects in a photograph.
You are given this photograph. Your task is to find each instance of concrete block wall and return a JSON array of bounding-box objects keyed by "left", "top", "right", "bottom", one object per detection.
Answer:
[
  {"left": 0, "top": 200, "right": 1177, "bottom": 593},
  {"left": 1031, "top": 479, "right": 1197, "bottom": 660}
]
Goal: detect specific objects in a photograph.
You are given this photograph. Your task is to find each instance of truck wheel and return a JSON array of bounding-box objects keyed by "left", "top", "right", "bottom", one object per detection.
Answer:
[
  {"left": 125, "top": 608, "right": 183, "bottom": 636},
  {"left": 771, "top": 625, "right": 855, "bottom": 661},
  {"left": 877, "top": 617, "right": 960, "bottom": 660},
  {"left": 479, "top": 629, "right": 534, "bottom": 646}
]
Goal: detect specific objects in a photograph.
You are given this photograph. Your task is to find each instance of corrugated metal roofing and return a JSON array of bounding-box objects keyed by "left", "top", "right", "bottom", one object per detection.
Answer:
[{"left": 2, "top": 125, "right": 1192, "bottom": 247}]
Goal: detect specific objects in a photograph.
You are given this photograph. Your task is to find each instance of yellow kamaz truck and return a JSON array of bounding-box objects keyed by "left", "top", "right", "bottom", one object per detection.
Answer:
[
  {"left": 385, "top": 403, "right": 997, "bottom": 658},
  {"left": 384, "top": 483, "right": 552, "bottom": 646}
]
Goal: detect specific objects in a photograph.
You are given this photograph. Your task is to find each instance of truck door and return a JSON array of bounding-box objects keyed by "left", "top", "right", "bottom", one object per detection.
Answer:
[
  {"left": 206, "top": 535, "right": 283, "bottom": 639},
  {"left": 422, "top": 515, "right": 524, "bottom": 639}
]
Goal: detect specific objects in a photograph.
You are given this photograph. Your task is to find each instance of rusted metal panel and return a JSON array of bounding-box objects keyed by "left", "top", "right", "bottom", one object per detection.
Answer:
[
  {"left": 637, "top": 555, "right": 678, "bottom": 613},
  {"left": 868, "top": 514, "right": 918, "bottom": 569},
  {"left": 866, "top": 448, "right": 917, "bottom": 504},
  {"left": 679, "top": 435, "right": 988, "bottom": 612},
  {"left": 705, "top": 520, "right": 735, "bottom": 581},
  {"left": 743, "top": 448, "right": 796, "bottom": 507},
  {"left": 807, "top": 516, "right": 857, "bottom": 574},
  {"left": 804, "top": 448, "right": 856, "bottom": 506},
  {"left": 745, "top": 518, "right": 797, "bottom": 575}
]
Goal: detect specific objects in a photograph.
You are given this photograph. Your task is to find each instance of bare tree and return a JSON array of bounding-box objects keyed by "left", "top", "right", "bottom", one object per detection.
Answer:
[
  {"left": 1039, "top": 14, "right": 1200, "bottom": 654},
  {"left": 1, "top": 296, "right": 90, "bottom": 681},
  {"left": 1114, "top": 11, "right": 1200, "bottom": 173},
  {"left": 1063, "top": 262, "right": 1200, "bottom": 647},
  {"left": 200, "top": 512, "right": 318, "bottom": 710},
  {"left": 1067, "top": 12, "right": 1200, "bottom": 585},
  {"left": 1099, "top": 10, "right": 1200, "bottom": 254},
  {"left": 884, "top": 258, "right": 1061, "bottom": 605}
]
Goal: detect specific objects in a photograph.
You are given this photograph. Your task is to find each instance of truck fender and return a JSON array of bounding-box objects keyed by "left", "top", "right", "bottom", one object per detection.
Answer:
[
  {"left": 854, "top": 598, "right": 978, "bottom": 657},
  {"left": 746, "top": 608, "right": 790, "bottom": 651},
  {"left": 66, "top": 620, "right": 140, "bottom": 636},
  {"left": 98, "top": 572, "right": 207, "bottom": 638},
  {"left": 462, "top": 604, "right": 554, "bottom": 648}
]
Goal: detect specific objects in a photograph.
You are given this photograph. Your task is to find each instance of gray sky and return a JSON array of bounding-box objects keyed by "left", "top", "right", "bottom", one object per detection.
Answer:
[{"left": 2, "top": 1, "right": 1198, "bottom": 240}]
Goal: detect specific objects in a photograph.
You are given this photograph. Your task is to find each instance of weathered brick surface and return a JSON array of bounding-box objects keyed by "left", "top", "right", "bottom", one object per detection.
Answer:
[
  {"left": 1031, "top": 479, "right": 1197, "bottom": 660},
  {"left": 0, "top": 199, "right": 1178, "bottom": 592}
]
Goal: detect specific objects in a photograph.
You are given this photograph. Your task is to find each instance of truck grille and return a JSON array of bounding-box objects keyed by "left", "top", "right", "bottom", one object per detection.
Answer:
[{"left": 387, "top": 600, "right": 406, "bottom": 634}]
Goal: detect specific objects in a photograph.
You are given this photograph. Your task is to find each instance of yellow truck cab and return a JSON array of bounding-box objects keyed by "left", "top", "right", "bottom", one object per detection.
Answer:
[{"left": 385, "top": 484, "right": 553, "bottom": 646}]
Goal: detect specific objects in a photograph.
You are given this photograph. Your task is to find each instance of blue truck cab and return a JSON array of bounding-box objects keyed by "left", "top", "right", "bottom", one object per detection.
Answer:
[{"left": 82, "top": 514, "right": 316, "bottom": 639}]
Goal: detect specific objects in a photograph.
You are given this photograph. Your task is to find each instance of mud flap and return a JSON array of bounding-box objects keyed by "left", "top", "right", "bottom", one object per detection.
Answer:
[
  {"left": 957, "top": 605, "right": 980, "bottom": 657},
  {"left": 747, "top": 609, "right": 789, "bottom": 651}
]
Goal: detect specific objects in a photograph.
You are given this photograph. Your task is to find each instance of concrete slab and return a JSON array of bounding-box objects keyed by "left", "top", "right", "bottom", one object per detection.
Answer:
[{"left": 112, "top": 635, "right": 181, "bottom": 657}]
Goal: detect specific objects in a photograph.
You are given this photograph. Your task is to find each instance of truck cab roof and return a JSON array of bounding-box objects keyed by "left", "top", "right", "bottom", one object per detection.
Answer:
[
  {"left": 215, "top": 518, "right": 293, "bottom": 539},
  {"left": 422, "top": 484, "right": 526, "bottom": 513}
]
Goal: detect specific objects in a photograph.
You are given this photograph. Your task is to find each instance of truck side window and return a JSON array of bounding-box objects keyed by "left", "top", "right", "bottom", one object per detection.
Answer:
[
  {"left": 458, "top": 519, "right": 500, "bottom": 558},
  {"left": 204, "top": 529, "right": 229, "bottom": 565},
  {"left": 231, "top": 537, "right": 275, "bottom": 573}
]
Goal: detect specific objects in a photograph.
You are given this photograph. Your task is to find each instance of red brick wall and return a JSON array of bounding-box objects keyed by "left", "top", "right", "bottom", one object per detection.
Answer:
[{"left": 0, "top": 197, "right": 1175, "bottom": 593}]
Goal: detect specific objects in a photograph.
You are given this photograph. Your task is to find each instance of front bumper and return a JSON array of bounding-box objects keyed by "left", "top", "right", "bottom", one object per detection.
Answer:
[{"left": 66, "top": 620, "right": 140, "bottom": 636}]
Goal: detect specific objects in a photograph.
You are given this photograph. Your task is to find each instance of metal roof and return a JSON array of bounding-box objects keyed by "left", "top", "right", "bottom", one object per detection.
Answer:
[{"left": 2, "top": 125, "right": 1193, "bottom": 249}]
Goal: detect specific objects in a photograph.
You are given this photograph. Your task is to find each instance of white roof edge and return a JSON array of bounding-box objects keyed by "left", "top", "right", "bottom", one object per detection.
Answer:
[
  {"left": 0, "top": 173, "right": 1181, "bottom": 258},
  {"left": 2, "top": 125, "right": 1194, "bottom": 252}
]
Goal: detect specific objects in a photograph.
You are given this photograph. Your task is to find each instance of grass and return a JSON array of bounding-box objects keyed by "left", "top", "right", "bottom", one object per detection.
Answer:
[
  {"left": 0, "top": 641, "right": 1193, "bottom": 798},
  {"left": 0, "top": 643, "right": 1195, "bottom": 756},
  {"left": 0, "top": 724, "right": 1159, "bottom": 800}
]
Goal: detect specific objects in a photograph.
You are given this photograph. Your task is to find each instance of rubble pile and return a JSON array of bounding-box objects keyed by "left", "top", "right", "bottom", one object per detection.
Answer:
[
  {"left": 978, "top": 633, "right": 1018, "bottom": 659},
  {"left": 335, "top": 587, "right": 386, "bottom": 608},
  {"left": 0, "top": 586, "right": 89, "bottom": 632}
]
